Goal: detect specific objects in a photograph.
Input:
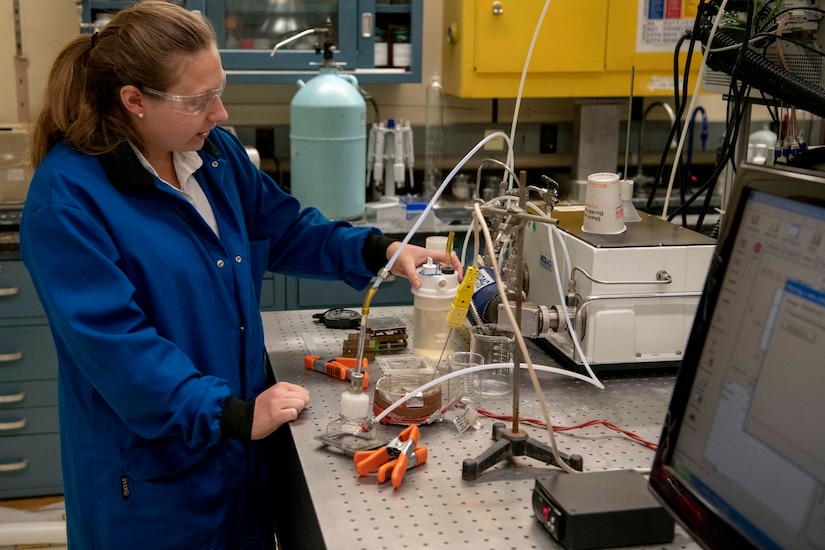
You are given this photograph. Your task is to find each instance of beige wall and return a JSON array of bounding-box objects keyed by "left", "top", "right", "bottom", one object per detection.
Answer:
[
  {"left": 0, "top": 0, "right": 78, "bottom": 124},
  {"left": 0, "top": 0, "right": 753, "bottom": 131}
]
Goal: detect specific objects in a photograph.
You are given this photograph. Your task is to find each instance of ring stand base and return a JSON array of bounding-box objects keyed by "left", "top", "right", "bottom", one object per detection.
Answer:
[{"left": 462, "top": 422, "right": 584, "bottom": 480}]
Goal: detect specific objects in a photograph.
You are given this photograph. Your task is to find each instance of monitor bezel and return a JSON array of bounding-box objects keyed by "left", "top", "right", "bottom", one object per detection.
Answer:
[{"left": 648, "top": 163, "right": 825, "bottom": 550}]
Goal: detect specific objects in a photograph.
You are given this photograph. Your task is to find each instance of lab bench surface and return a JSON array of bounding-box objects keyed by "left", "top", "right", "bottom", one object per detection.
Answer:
[{"left": 262, "top": 307, "right": 700, "bottom": 550}]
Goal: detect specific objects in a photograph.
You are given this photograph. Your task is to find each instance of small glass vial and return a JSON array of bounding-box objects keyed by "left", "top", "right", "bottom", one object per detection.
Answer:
[
  {"left": 324, "top": 371, "right": 375, "bottom": 446},
  {"left": 391, "top": 27, "right": 411, "bottom": 68},
  {"left": 340, "top": 372, "right": 370, "bottom": 419},
  {"left": 374, "top": 27, "right": 388, "bottom": 68}
]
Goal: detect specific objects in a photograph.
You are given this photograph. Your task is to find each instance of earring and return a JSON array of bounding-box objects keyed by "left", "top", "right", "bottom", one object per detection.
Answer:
[{"left": 138, "top": 113, "right": 144, "bottom": 119}]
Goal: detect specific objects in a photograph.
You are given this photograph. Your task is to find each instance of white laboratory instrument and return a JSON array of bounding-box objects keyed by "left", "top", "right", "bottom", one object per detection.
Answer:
[{"left": 519, "top": 205, "right": 716, "bottom": 371}]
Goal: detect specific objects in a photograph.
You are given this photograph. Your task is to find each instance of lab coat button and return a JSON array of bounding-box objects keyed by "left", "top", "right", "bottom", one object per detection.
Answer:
[
  {"left": 211, "top": 161, "right": 219, "bottom": 168},
  {"left": 235, "top": 255, "right": 242, "bottom": 263},
  {"left": 216, "top": 259, "right": 225, "bottom": 268}
]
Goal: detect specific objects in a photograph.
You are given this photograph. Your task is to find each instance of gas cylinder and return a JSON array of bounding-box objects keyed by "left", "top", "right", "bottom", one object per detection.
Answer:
[{"left": 290, "top": 64, "right": 366, "bottom": 220}]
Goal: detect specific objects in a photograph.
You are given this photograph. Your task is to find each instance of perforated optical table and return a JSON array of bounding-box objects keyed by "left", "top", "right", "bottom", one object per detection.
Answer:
[{"left": 262, "top": 306, "right": 700, "bottom": 550}]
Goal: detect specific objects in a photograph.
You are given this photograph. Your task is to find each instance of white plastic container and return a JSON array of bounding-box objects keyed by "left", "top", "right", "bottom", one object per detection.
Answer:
[{"left": 411, "top": 258, "right": 458, "bottom": 359}]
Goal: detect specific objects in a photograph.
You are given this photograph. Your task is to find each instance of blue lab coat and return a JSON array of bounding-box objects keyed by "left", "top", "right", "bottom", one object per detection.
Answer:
[{"left": 20, "top": 126, "right": 379, "bottom": 548}]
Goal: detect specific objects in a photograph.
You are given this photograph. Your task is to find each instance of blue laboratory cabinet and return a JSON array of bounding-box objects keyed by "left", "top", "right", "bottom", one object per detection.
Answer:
[
  {"left": 259, "top": 272, "right": 413, "bottom": 311},
  {"left": 81, "top": 0, "right": 422, "bottom": 84},
  {"left": 0, "top": 261, "right": 62, "bottom": 499}
]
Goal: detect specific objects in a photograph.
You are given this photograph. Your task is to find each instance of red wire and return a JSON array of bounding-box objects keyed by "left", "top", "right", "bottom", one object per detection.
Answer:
[{"left": 476, "top": 408, "right": 659, "bottom": 451}]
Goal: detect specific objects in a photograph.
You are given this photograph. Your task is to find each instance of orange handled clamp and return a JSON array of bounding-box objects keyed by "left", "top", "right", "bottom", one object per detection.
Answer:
[
  {"left": 376, "top": 447, "right": 428, "bottom": 487},
  {"left": 304, "top": 355, "right": 369, "bottom": 388},
  {"left": 353, "top": 425, "right": 427, "bottom": 489}
]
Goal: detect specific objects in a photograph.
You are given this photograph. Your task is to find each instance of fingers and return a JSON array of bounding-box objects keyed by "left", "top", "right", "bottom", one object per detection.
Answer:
[
  {"left": 251, "top": 382, "right": 311, "bottom": 440},
  {"left": 386, "top": 243, "right": 464, "bottom": 287},
  {"left": 446, "top": 250, "right": 464, "bottom": 278}
]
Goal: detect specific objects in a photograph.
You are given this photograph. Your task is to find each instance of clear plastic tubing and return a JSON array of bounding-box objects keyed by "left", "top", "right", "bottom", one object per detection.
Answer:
[
  {"left": 372, "top": 362, "right": 602, "bottom": 424},
  {"left": 376, "top": 131, "right": 512, "bottom": 289}
]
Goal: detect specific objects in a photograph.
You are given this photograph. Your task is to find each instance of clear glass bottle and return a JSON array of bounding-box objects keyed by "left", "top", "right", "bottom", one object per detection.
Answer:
[
  {"left": 423, "top": 70, "right": 444, "bottom": 199},
  {"left": 324, "top": 371, "right": 375, "bottom": 448}
]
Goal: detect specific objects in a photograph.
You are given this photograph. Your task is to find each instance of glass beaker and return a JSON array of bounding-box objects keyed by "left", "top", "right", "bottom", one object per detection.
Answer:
[
  {"left": 469, "top": 324, "right": 515, "bottom": 398},
  {"left": 443, "top": 351, "right": 483, "bottom": 402}
]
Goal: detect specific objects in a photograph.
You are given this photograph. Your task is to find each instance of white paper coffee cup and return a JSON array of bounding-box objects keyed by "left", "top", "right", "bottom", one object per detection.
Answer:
[{"left": 582, "top": 172, "right": 626, "bottom": 235}]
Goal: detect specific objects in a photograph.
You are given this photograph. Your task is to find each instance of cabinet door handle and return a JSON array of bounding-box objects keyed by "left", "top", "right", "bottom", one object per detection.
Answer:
[
  {"left": 0, "top": 286, "right": 20, "bottom": 297},
  {"left": 0, "top": 418, "right": 26, "bottom": 431},
  {"left": 0, "top": 392, "right": 25, "bottom": 404},
  {"left": 361, "top": 12, "right": 373, "bottom": 38},
  {"left": 0, "top": 351, "right": 23, "bottom": 363},
  {"left": 0, "top": 458, "right": 29, "bottom": 472}
]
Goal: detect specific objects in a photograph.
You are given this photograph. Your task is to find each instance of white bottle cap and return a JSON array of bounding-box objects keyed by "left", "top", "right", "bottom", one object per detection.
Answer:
[{"left": 425, "top": 235, "right": 448, "bottom": 253}]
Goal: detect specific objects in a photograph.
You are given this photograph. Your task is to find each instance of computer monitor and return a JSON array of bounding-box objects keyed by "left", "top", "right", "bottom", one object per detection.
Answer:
[{"left": 649, "top": 163, "right": 825, "bottom": 549}]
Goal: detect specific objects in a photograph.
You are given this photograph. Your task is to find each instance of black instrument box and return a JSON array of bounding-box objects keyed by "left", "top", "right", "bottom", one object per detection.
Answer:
[{"left": 532, "top": 469, "right": 674, "bottom": 550}]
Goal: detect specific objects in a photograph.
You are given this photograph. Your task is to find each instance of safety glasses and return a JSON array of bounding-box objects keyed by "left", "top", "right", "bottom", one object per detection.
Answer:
[{"left": 141, "top": 75, "right": 226, "bottom": 115}]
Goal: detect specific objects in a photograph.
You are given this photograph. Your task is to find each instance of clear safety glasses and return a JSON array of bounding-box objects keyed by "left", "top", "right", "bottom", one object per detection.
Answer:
[{"left": 141, "top": 75, "right": 226, "bottom": 115}]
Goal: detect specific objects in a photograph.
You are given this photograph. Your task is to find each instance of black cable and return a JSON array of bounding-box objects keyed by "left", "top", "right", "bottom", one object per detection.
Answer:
[
  {"left": 644, "top": 0, "right": 713, "bottom": 218},
  {"left": 666, "top": 74, "right": 751, "bottom": 225},
  {"left": 692, "top": 0, "right": 825, "bottom": 213},
  {"left": 672, "top": 30, "right": 689, "bottom": 227},
  {"left": 694, "top": 0, "right": 755, "bottom": 230},
  {"left": 699, "top": 22, "right": 825, "bottom": 118},
  {"left": 644, "top": 27, "right": 699, "bottom": 214},
  {"left": 671, "top": 0, "right": 754, "bottom": 230}
]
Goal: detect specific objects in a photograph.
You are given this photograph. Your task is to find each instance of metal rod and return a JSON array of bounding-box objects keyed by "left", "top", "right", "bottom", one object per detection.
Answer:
[
  {"left": 623, "top": 66, "right": 635, "bottom": 180},
  {"left": 511, "top": 170, "right": 528, "bottom": 434},
  {"left": 571, "top": 266, "right": 672, "bottom": 286},
  {"left": 477, "top": 207, "right": 558, "bottom": 225}
]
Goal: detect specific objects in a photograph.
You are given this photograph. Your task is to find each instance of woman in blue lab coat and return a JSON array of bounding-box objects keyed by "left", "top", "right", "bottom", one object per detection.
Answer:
[{"left": 20, "top": 2, "right": 457, "bottom": 548}]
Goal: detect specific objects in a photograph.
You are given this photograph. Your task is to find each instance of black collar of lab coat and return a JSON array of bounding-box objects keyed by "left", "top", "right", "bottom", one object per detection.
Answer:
[{"left": 97, "top": 140, "right": 222, "bottom": 192}]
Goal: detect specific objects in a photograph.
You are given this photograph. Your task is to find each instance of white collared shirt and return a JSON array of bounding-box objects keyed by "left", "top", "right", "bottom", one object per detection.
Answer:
[{"left": 130, "top": 145, "right": 220, "bottom": 236}]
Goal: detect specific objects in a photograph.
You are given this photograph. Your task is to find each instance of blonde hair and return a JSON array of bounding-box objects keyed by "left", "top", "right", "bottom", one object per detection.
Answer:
[{"left": 30, "top": 0, "right": 217, "bottom": 167}]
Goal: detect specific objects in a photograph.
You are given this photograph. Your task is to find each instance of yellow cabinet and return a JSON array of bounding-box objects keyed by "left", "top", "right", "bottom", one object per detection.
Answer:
[{"left": 442, "top": 0, "right": 702, "bottom": 98}]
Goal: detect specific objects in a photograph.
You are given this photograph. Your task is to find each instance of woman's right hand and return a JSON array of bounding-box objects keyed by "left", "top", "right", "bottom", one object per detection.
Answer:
[{"left": 251, "top": 381, "right": 310, "bottom": 440}]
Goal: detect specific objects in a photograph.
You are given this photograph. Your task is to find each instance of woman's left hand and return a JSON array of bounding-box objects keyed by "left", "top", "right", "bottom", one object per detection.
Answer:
[{"left": 386, "top": 242, "right": 463, "bottom": 289}]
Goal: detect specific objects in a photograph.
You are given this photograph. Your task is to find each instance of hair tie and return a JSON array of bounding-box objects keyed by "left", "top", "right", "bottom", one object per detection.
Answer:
[{"left": 90, "top": 32, "right": 99, "bottom": 49}]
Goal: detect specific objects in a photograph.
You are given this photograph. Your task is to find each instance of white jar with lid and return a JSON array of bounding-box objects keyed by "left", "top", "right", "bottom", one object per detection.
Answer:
[{"left": 411, "top": 257, "right": 458, "bottom": 359}]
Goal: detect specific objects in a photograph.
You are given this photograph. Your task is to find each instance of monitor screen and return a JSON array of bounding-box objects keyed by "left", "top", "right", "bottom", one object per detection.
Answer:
[{"left": 650, "top": 165, "right": 825, "bottom": 550}]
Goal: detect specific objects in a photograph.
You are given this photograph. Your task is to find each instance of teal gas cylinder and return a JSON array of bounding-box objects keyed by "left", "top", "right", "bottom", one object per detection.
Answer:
[{"left": 290, "top": 66, "right": 366, "bottom": 220}]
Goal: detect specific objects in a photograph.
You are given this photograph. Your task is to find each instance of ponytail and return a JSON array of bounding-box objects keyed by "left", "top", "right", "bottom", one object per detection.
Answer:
[{"left": 29, "top": 1, "right": 216, "bottom": 169}]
